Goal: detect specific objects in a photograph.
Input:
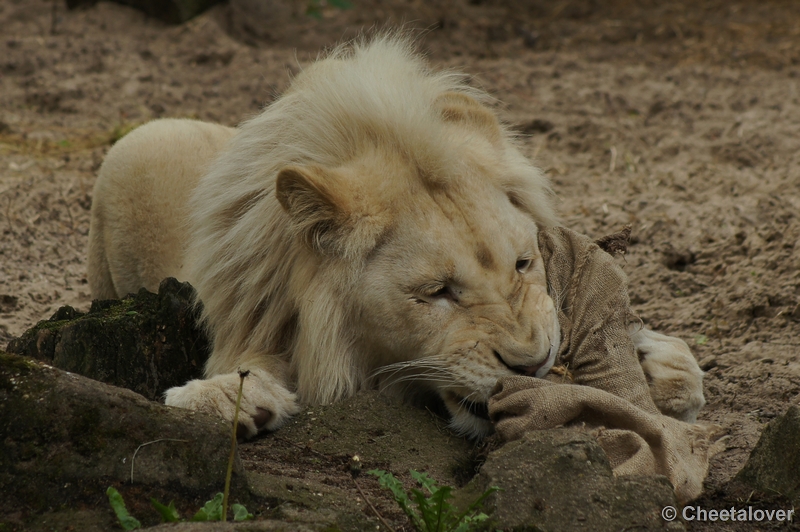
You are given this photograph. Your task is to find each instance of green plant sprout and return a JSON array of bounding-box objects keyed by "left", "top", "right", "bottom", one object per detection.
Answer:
[
  {"left": 106, "top": 488, "right": 253, "bottom": 529},
  {"left": 106, "top": 370, "right": 253, "bottom": 529},
  {"left": 368, "top": 469, "right": 499, "bottom": 532},
  {"left": 106, "top": 486, "right": 141, "bottom": 531}
]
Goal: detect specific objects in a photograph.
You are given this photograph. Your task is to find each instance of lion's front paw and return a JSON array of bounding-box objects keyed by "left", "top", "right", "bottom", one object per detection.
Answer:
[
  {"left": 164, "top": 369, "right": 300, "bottom": 437},
  {"left": 631, "top": 327, "right": 706, "bottom": 423}
]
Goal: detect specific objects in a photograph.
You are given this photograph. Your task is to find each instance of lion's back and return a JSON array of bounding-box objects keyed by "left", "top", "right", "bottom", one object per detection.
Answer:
[{"left": 88, "top": 119, "right": 235, "bottom": 299}]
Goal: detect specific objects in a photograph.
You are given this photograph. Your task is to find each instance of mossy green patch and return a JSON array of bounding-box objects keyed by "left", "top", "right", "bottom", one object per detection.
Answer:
[{"left": 6, "top": 278, "right": 209, "bottom": 401}]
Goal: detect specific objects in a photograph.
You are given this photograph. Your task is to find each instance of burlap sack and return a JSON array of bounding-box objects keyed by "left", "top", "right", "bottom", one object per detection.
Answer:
[{"left": 489, "top": 226, "right": 719, "bottom": 504}]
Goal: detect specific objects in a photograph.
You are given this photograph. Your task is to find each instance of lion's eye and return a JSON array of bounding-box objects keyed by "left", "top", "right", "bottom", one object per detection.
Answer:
[
  {"left": 430, "top": 286, "right": 451, "bottom": 298},
  {"left": 413, "top": 283, "right": 457, "bottom": 305},
  {"left": 515, "top": 258, "right": 532, "bottom": 273}
]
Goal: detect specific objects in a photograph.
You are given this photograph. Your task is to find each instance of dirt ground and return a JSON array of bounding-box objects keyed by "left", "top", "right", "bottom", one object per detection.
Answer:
[{"left": 2, "top": 0, "right": 800, "bottom": 529}]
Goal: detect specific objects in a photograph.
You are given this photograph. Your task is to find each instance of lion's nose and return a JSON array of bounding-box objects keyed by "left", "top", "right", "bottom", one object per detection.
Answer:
[{"left": 493, "top": 350, "right": 547, "bottom": 376}]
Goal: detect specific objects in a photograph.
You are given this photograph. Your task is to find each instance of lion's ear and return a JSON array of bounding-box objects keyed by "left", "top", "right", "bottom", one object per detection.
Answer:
[
  {"left": 276, "top": 165, "right": 385, "bottom": 257},
  {"left": 276, "top": 165, "right": 346, "bottom": 254},
  {"left": 435, "top": 91, "right": 502, "bottom": 143}
]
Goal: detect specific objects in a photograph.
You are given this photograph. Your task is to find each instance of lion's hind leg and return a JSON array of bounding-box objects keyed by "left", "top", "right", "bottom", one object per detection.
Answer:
[
  {"left": 164, "top": 368, "right": 300, "bottom": 438},
  {"left": 87, "top": 204, "right": 118, "bottom": 300},
  {"left": 631, "top": 327, "right": 706, "bottom": 423}
]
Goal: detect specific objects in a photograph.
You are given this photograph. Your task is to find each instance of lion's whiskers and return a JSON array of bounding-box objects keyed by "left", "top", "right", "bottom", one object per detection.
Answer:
[
  {"left": 371, "top": 355, "right": 460, "bottom": 393},
  {"left": 457, "top": 389, "right": 484, "bottom": 407}
]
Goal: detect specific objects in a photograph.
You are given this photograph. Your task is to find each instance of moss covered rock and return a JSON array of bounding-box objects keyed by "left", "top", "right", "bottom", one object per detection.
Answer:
[
  {"left": 6, "top": 278, "right": 209, "bottom": 401},
  {"left": 0, "top": 351, "right": 246, "bottom": 520}
]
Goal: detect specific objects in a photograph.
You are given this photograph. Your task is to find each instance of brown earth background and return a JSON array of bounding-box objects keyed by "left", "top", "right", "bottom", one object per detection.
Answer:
[{"left": 1, "top": 0, "right": 800, "bottom": 529}]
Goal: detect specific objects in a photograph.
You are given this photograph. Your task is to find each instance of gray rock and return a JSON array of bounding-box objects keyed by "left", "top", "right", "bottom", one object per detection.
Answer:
[
  {"left": 455, "top": 429, "right": 684, "bottom": 531},
  {"left": 736, "top": 405, "right": 800, "bottom": 504},
  {"left": 0, "top": 351, "right": 246, "bottom": 516},
  {"left": 6, "top": 278, "right": 209, "bottom": 402}
]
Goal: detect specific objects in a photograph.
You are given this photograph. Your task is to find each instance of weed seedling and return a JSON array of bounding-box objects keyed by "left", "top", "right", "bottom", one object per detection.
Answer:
[
  {"left": 106, "top": 486, "right": 141, "bottom": 531},
  {"left": 368, "top": 469, "right": 499, "bottom": 532}
]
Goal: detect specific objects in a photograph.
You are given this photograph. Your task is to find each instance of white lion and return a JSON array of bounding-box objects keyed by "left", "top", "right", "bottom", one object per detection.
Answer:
[{"left": 88, "top": 35, "right": 704, "bottom": 438}]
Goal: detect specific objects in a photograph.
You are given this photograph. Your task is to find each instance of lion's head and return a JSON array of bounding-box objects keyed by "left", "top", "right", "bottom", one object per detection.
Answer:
[{"left": 187, "top": 35, "right": 560, "bottom": 438}]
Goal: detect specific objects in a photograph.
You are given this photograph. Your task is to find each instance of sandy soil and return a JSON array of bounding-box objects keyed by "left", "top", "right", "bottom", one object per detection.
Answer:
[{"left": 2, "top": 0, "right": 800, "bottom": 528}]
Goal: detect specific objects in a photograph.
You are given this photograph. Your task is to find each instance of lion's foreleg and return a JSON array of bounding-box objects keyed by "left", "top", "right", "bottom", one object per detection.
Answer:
[
  {"left": 164, "top": 355, "right": 300, "bottom": 437},
  {"left": 630, "top": 326, "right": 706, "bottom": 423}
]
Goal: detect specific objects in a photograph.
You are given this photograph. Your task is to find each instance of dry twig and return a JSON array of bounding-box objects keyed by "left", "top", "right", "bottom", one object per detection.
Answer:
[
  {"left": 130, "top": 438, "right": 189, "bottom": 483},
  {"left": 352, "top": 476, "right": 397, "bottom": 532}
]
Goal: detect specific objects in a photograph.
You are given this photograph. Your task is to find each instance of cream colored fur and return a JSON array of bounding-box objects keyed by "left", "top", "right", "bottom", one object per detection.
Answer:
[
  {"left": 631, "top": 326, "right": 706, "bottom": 423},
  {"left": 88, "top": 35, "right": 704, "bottom": 438},
  {"left": 88, "top": 119, "right": 236, "bottom": 298}
]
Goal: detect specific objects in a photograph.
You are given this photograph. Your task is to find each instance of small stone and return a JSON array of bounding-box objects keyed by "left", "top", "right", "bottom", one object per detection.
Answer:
[{"left": 349, "top": 455, "right": 362, "bottom": 478}]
